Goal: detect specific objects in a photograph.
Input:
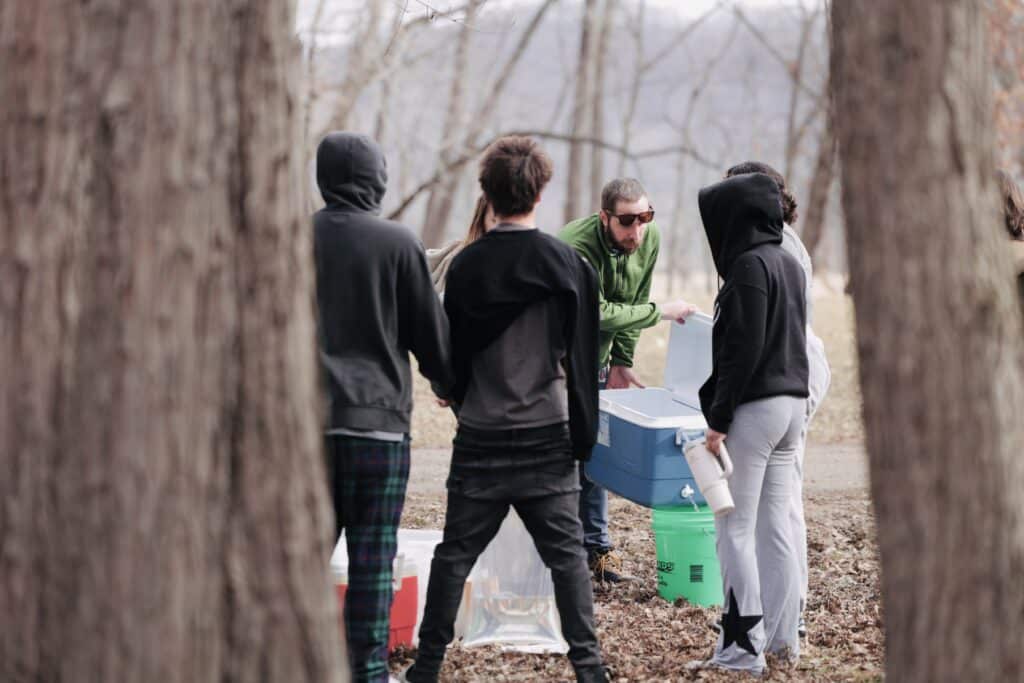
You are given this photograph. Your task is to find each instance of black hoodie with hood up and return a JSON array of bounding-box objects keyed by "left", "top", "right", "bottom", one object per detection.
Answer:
[
  {"left": 314, "top": 132, "right": 455, "bottom": 434},
  {"left": 696, "top": 172, "right": 809, "bottom": 433}
]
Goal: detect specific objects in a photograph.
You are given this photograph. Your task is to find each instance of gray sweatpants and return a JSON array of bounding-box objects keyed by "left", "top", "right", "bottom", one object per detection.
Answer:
[
  {"left": 793, "top": 331, "right": 831, "bottom": 610},
  {"left": 712, "top": 396, "right": 806, "bottom": 674}
]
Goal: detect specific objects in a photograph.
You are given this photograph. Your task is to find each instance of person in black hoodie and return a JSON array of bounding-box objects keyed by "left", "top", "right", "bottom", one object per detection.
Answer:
[
  {"left": 313, "top": 132, "right": 454, "bottom": 683},
  {"left": 692, "top": 172, "right": 809, "bottom": 675},
  {"left": 402, "top": 136, "right": 606, "bottom": 683}
]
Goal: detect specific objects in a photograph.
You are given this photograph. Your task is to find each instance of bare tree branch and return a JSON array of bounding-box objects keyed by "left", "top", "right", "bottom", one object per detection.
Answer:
[
  {"left": 732, "top": 5, "right": 822, "bottom": 100},
  {"left": 619, "top": 0, "right": 723, "bottom": 175},
  {"left": 418, "top": 0, "right": 559, "bottom": 241},
  {"left": 783, "top": 4, "right": 820, "bottom": 178},
  {"left": 387, "top": 129, "right": 720, "bottom": 221},
  {"left": 641, "top": 1, "right": 725, "bottom": 72}
]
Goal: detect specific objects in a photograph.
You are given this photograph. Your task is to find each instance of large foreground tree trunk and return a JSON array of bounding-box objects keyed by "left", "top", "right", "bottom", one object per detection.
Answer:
[
  {"left": 831, "top": 2, "right": 1024, "bottom": 681},
  {"left": 0, "top": 2, "right": 343, "bottom": 681}
]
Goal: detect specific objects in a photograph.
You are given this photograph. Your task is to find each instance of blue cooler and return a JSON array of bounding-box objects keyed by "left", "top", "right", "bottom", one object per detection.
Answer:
[{"left": 586, "top": 313, "right": 713, "bottom": 508}]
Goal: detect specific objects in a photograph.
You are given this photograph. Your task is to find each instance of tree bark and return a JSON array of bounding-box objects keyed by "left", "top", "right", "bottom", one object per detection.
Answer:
[
  {"left": 800, "top": 79, "right": 836, "bottom": 259},
  {"left": 831, "top": 2, "right": 1024, "bottom": 681},
  {"left": 564, "top": 0, "right": 596, "bottom": 224},
  {"left": 0, "top": 2, "right": 343, "bottom": 681}
]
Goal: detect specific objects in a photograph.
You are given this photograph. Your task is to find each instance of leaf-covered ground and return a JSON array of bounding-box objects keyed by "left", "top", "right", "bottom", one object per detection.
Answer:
[{"left": 390, "top": 491, "right": 883, "bottom": 681}]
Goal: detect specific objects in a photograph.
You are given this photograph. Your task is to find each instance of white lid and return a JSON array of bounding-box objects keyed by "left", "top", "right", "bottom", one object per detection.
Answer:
[
  {"left": 663, "top": 312, "right": 713, "bottom": 407},
  {"left": 596, "top": 312, "right": 713, "bottom": 430},
  {"left": 598, "top": 388, "right": 707, "bottom": 429},
  {"left": 331, "top": 543, "right": 417, "bottom": 582}
]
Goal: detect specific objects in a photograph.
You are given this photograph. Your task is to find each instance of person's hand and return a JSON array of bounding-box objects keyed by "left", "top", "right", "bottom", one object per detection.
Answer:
[
  {"left": 705, "top": 429, "right": 726, "bottom": 455},
  {"left": 606, "top": 365, "right": 646, "bottom": 389},
  {"left": 659, "top": 299, "right": 699, "bottom": 324}
]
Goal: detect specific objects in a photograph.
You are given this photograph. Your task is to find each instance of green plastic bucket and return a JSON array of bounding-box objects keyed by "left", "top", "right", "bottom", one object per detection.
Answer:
[{"left": 651, "top": 505, "right": 723, "bottom": 607}]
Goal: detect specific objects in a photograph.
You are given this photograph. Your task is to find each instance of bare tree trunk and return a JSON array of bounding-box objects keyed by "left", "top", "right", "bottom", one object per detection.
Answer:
[
  {"left": 800, "top": 80, "right": 836, "bottom": 259},
  {"left": 616, "top": 0, "right": 645, "bottom": 178},
  {"left": 668, "top": 151, "right": 689, "bottom": 298},
  {"left": 782, "top": 5, "right": 818, "bottom": 181},
  {"left": 420, "top": 0, "right": 484, "bottom": 248},
  {"left": 831, "top": 2, "right": 1024, "bottom": 681},
  {"left": 564, "top": 0, "right": 596, "bottom": 224},
  {"left": 589, "top": 0, "right": 615, "bottom": 207},
  {"left": 0, "top": 2, "right": 343, "bottom": 681},
  {"left": 329, "top": 0, "right": 385, "bottom": 132},
  {"left": 375, "top": 77, "right": 391, "bottom": 144}
]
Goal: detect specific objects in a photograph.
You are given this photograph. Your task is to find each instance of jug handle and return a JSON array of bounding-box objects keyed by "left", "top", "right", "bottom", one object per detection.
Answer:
[{"left": 717, "top": 444, "right": 734, "bottom": 478}]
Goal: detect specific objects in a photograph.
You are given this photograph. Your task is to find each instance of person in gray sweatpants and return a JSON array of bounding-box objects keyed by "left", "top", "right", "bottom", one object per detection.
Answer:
[
  {"left": 694, "top": 172, "right": 811, "bottom": 675},
  {"left": 725, "top": 161, "right": 832, "bottom": 635}
]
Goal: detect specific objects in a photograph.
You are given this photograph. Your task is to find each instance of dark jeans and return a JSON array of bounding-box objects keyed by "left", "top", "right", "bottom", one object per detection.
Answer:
[
  {"left": 578, "top": 465, "right": 612, "bottom": 555},
  {"left": 579, "top": 374, "right": 611, "bottom": 555},
  {"left": 325, "top": 435, "right": 410, "bottom": 683},
  {"left": 406, "top": 426, "right": 605, "bottom": 683}
]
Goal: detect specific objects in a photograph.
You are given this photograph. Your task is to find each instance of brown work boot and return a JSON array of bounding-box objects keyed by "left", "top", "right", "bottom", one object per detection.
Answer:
[{"left": 588, "top": 549, "right": 633, "bottom": 584}]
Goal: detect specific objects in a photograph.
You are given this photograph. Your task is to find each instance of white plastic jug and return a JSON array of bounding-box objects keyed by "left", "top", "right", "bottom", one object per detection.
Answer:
[{"left": 683, "top": 440, "right": 735, "bottom": 516}]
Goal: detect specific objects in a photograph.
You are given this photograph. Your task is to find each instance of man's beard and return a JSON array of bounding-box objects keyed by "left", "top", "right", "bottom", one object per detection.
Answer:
[{"left": 603, "top": 223, "right": 641, "bottom": 254}]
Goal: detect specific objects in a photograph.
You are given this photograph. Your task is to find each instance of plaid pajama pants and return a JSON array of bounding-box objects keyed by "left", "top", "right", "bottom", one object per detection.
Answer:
[{"left": 326, "top": 435, "right": 410, "bottom": 683}]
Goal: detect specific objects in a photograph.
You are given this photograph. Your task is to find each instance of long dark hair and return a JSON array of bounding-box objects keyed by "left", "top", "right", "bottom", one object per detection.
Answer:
[
  {"left": 726, "top": 161, "right": 799, "bottom": 226},
  {"left": 463, "top": 195, "right": 490, "bottom": 246}
]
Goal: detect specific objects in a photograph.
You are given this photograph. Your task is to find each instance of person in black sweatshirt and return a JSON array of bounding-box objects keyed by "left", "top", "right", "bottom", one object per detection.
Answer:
[
  {"left": 691, "top": 172, "right": 809, "bottom": 676},
  {"left": 313, "top": 132, "right": 454, "bottom": 683},
  {"left": 402, "top": 136, "right": 607, "bottom": 683}
]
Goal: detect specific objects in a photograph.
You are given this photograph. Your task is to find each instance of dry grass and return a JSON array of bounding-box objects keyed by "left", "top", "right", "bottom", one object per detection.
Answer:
[{"left": 410, "top": 288, "right": 865, "bottom": 448}]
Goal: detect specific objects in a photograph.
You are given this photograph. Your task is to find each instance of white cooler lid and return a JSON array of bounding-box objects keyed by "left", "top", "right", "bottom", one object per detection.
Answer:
[
  {"left": 598, "top": 388, "right": 707, "bottom": 429},
  {"left": 596, "top": 312, "right": 712, "bottom": 430},
  {"left": 663, "top": 312, "right": 713, "bottom": 407},
  {"left": 331, "top": 534, "right": 419, "bottom": 583}
]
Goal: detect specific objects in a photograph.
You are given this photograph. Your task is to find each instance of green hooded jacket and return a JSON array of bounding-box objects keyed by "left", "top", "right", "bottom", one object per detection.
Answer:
[{"left": 559, "top": 214, "right": 661, "bottom": 368}]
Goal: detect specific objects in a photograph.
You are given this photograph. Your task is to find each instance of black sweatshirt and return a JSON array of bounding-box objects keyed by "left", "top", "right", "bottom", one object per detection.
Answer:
[
  {"left": 313, "top": 132, "right": 455, "bottom": 433},
  {"left": 443, "top": 228, "right": 601, "bottom": 460},
  {"left": 697, "top": 173, "right": 809, "bottom": 433}
]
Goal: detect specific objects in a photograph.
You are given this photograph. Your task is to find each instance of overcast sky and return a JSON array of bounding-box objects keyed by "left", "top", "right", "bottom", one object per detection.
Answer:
[{"left": 295, "top": 0, "right": 808, "bottom": 40}]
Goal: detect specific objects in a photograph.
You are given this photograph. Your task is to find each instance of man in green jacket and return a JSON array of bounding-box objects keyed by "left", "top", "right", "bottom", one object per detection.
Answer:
[{"left": 561, "top": 177, "right": 697, "bottom": 583}]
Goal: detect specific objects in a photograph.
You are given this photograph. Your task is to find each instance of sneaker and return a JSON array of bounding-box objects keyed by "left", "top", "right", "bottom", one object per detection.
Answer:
[
  {"left": 685, "top": 658, "right": 719, "bottom": 672},
  {"left": 588, "top": 549, "right": 630, "bottom": 583},
  {"left": 687, "top": 658, "right": 766, "bottom": 678},
  {"left": 797, "top": 615, "right": 807, "bottom": 639}
]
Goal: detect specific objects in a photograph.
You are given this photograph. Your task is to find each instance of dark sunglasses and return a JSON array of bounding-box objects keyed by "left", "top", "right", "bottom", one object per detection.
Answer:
[{"left": 607, "top": 207, "right": 654, "bottom": 227}]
